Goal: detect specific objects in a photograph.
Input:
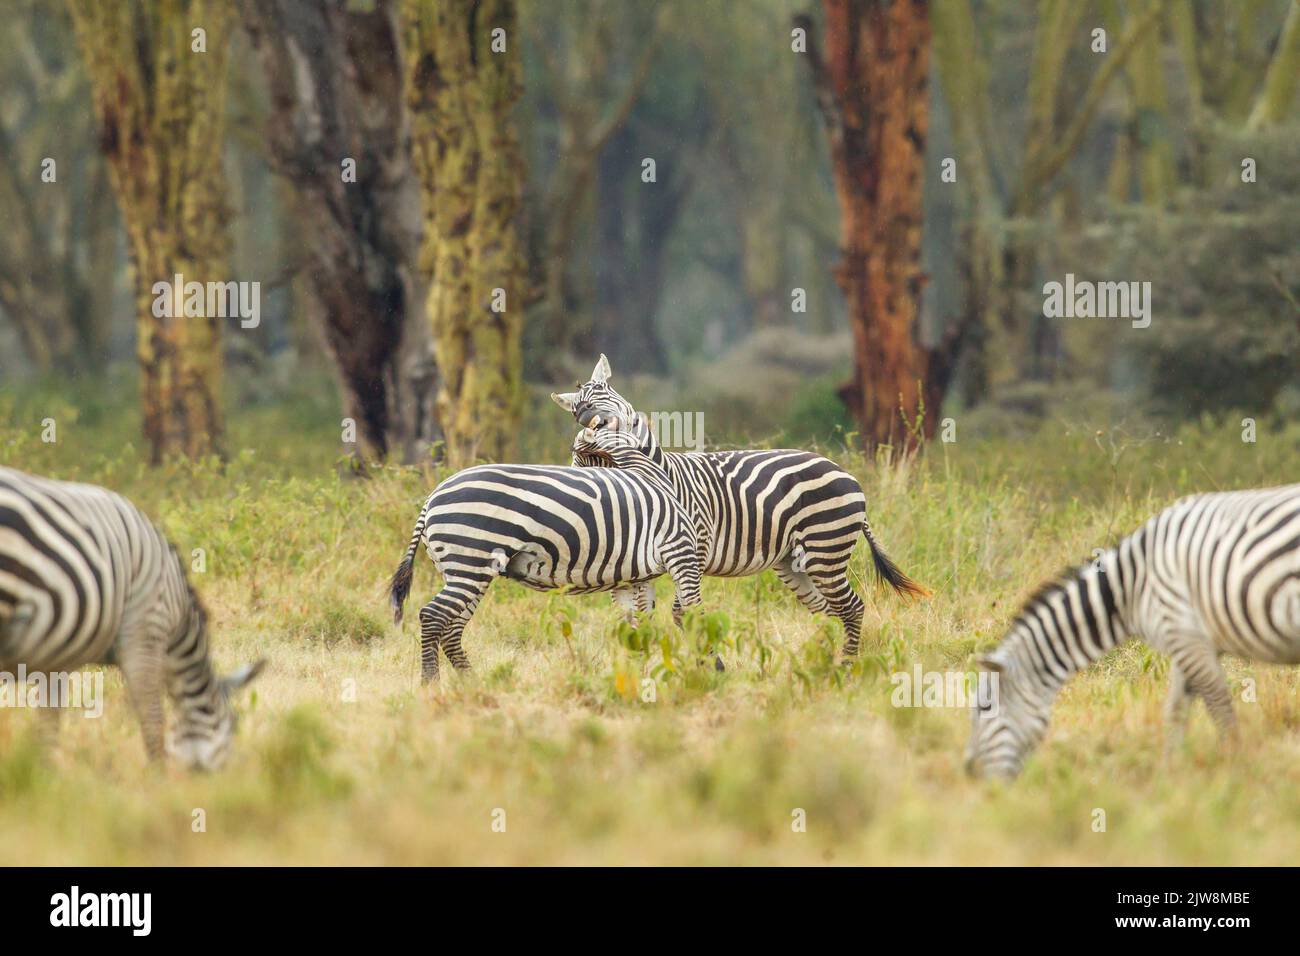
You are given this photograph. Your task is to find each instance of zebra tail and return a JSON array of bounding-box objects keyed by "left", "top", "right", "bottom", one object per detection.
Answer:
[
  {"left": 390, "top": 507, "right": 429, "bottom": 626},
  {"left": 863, "top": 519, "right": 930, "bottom": 600}
]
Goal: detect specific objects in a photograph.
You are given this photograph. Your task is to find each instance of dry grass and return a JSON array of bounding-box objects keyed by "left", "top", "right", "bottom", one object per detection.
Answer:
[{"left": 2, "top": 385, "right": 1299, "bottom": 864}]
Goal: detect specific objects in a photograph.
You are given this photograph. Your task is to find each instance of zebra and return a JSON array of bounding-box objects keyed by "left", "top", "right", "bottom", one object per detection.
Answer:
[
  {"left": 0, "top": 467, "right": 264, "bottom": 770},
  {"left": 389, "top": 420, "right": 704, "bottom": 682},
  {"left": 551, "top": 355, "right": 927, "bottom": 658},
  {"left": 966, "top": 484, "right": 1300, "bottom": 780}
]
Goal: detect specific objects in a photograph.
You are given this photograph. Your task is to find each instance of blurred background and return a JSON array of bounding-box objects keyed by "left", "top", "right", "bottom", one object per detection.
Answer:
[{"left": 0, "top": 0, "right": 1296, "bottom": 470}]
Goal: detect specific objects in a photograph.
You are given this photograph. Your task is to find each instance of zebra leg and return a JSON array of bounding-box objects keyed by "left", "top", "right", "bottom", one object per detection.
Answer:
[
  {"left": 774, "top": 555, "right": 832, "bottom": 616},
  {"left": 611, "top": 582, "right": 655, "bottom": 625},
  {"left": 417, "top": 601, "right": 447, "bottom": 683},
  {"left": 664, "top": 550, "right": 721, "bottom": 670},
  {"left": 417, "top": 574, "right": 490, "bottom": 683},
  {"left": 665, "top": 561, "right": 702, "bottom": 627},
  {"left": 808, "top": 568, "right": 866, "bottom": 659},
  {"left": 1168, "top": 640, "right": 1238, "bottom": 745},
  {"left": 636, "top": 580, "right": 656, "bottom": 615},
  {"left": 118, "top": 625, "right": 168, "bottom": 762},
  {"left": 439, "top": 612, "right": 474, "bottom": 673},
  {"left": 1162, "top": 662, "right": 1192, "bottom": 754}
]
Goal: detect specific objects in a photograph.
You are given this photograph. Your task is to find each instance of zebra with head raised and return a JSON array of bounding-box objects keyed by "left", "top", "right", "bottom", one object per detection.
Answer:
[
  {"left": 0, "top": 467, "right": 264, "bottom": 770},
  {"left": 966, "top": 484, "right": 1300, "bottom": 780},
  {"left": 389, "top": 420, "right": 703, "bottom": 682},
  {"left": 551, "top": 355, "right": 928, "bottom": 658}
]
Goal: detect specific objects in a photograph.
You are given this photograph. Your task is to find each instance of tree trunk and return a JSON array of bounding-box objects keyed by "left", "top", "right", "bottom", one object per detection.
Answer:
[
  {"left": 1005, "top": 0, "right": 1166, "bottom": 382},
  {"left": 931, "top": 0, "right": 1003, "bottom": 405},
  {"left": 1247, "top": 0, "right": 1300, "bottom": 130},
  {"left": 804, "top": 0, "right": 945, "bottom": 453},
  {"left": 1128, "top": 1, "right": 1175, "bottom": 204},
  {"left": 239, "top": 0, "right": 439, "bottom": 464},
  {"left": 69, "top": 0, "right": 231, "bottom": 463},
  {"left": 0, "top": 125, "right": 80, "bottom": 372},
  {"left": 404, "top": 0, "right": 526, "bottom": 466},
  {"left": 0, "top": 14, "right": 112, "bottom": 377},
  {"left": 528, "top": 7, "right": 663, "bottom": 368}
]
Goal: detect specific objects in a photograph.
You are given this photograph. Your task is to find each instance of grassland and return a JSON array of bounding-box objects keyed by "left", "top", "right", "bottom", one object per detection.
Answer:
[{"left": 1, "top": 376, "right": 1299, "bottom": 865}]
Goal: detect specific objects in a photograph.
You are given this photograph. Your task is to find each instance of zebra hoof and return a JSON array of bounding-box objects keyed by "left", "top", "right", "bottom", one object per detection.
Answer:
[{"left": 714, "top": 655, "right": 725, "bottom": 672}]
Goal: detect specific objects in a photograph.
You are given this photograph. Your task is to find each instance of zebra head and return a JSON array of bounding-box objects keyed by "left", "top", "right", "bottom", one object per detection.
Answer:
[
  {"left": 571, "top": 412, "right": 654, "bottom": 469},
  {"left": 551, "top": 354, "right": 639, "bottom": 430},
  {"left": 964, "top": 637, "right": 1052, "bottom": 781},
  {"left": 170, "top": 659, "right": 266, "bottom": 771}
]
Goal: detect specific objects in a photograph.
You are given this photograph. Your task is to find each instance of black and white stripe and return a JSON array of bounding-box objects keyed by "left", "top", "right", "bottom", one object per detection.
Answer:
[
  {"left": 0, "top": 467, "right": 263, "bottom": 769},
  {"left": 967, "top": 484, "right": 1300, "bottom": 779},
  {"left": 551, "top": 355, "right": 927, "bottom": 657},
  {"left": 390, "top": 423, "right": 703, "bottom": 682}
]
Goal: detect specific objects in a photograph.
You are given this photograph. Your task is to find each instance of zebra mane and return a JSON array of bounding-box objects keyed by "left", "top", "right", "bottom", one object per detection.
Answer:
[{"left": 1010, "top": 559, "right": 1104, "bottom": 627}]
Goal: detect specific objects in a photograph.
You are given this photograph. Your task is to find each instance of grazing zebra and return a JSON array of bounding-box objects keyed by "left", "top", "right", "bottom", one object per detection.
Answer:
[
  {"left": 551, "top": 355, "right": 927, "bottom": 657},
  {"left": 389, "top": 422, "right": 703, "bottom": 682},
  {"left": 0, "top": 467, "right": 264, "bottom": 770},
  {"left": 966, "top": 484, "right": 1300, "bottom": 780}
]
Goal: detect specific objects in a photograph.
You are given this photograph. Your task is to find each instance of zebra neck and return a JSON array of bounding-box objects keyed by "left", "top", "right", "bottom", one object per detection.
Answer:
[
  {"left": 636, "top": 427, "right": 670, "bottom": 471},
  {"left": 1004, "top": 551, "right": 1134, "bottom": 696},
  {"left": 656, "top": 450, "right": 692, "bottom": 501},
  {"left": 168, "top": 589, "right": 219, "bottom": 709}
]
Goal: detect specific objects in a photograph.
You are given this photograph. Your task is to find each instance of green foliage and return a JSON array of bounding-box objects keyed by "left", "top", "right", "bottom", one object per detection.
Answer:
[
  {"left": 1055, "top": 122, "right": 1300, "bottom": 417},
  {"left": 779, "top": 375, "right": 857, "bottom": 449},
  {"left": 259, "top": 707, "right": 351, "bottom": 803},
  {"left": 288, "top": 601, "right": 385, "bottom": 649},
  {"left": 0, "top": 737, "right": 44, "bottom": 798}
]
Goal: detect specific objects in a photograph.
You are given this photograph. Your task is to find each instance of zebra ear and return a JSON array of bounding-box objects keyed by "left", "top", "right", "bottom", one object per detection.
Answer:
[
  {"left": 222, "top": 659, "right": 266, "bottom": 695},
  {"left": 591, "top": 354, "right": 611, "bottom": 384},
  {"left": 551, "top": 391, "right": 579, "bottom": 413}
]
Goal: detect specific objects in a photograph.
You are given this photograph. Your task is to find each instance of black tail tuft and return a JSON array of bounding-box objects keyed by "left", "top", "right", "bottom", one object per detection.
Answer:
[
  {"left": 392, "top": 501, "right": 432, "bottom": 626},
  {"left": 390, "top": 554, "right": 414, "bottom": 625},
  {"left": 864, "top": 520, "right": 930, "bottom": 600}
]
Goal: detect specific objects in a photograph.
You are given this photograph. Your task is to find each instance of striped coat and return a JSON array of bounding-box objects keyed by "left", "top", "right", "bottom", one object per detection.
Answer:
[
  {"left": 552, "top": 355, "right": 927, "bottom": 657},
  {"left": 390, "top": 423, "right": 703, "bottom": 682},
  {"left": 0, "top": 467, "right": 263, "bottom": 769},
  {"left": 967, "top": 484, "right": 1300, "bottom": 779}
]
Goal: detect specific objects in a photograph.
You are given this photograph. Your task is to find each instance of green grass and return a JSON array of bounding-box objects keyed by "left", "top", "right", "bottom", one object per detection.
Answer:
[{"left": 1, "top": 382, "right": 1299, "bottom": 864}]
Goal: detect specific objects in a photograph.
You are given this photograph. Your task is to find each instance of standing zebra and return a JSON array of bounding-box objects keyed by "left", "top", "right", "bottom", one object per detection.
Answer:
[
  {"left": 551, "top": 356, "right": 927, "bottom": 657},
  {"left": 966, "top": 484, "right": 1300, "bottom": 780},
  {"left": 0, "top": 467, "right": 264, "bottom": 770},
  {"left": 390, "top": 422, "right": 703, "bottom": 682}
]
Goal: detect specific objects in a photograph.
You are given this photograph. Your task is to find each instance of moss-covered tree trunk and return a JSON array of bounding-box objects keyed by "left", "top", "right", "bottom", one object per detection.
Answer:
[
  {"left": 1247, "top": 0, "right": 1300, "bottom": 130},
  {"left": 404, "top": 0, "right": 525, "bottom": 466},
  {"left": 806, "top": 0, "right": 943, "bottom": 453},
  {"left": 69, "top": 0, "right": 232, "bottom": 463}
]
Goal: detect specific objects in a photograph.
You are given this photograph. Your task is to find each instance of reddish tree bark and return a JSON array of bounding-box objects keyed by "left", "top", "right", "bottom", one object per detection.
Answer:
[{"left": 802, "top": 0, "right": 960, "bottom": 452}]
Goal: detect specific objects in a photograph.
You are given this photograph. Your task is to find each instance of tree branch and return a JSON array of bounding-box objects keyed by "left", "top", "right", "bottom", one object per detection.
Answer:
[{"left": 1016, "top": 0, "right": 1166, "bottom": 213}]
